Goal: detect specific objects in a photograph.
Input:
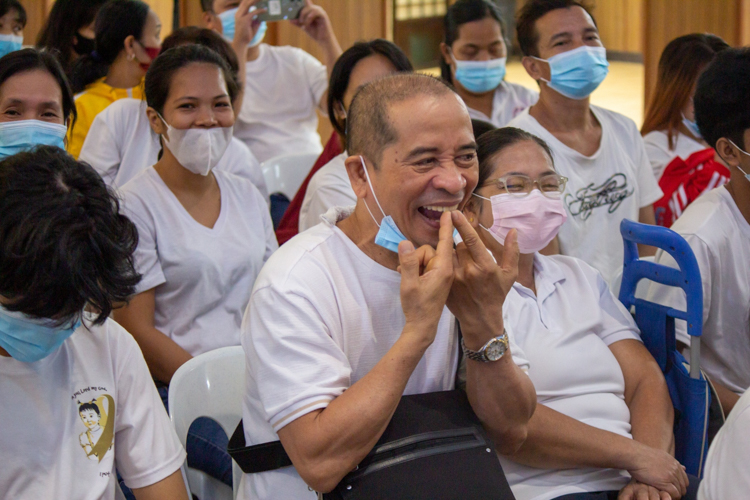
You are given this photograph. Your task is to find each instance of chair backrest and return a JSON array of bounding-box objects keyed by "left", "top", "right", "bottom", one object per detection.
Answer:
[
  {"left": 168, "top": 346, "right": 246, "bottom": 448},
  {"left": 261, "top": 152, "right": 320, "bottom": 200},
  {"left": 618, "top": 219, "right": 710, "bottom": 476}
]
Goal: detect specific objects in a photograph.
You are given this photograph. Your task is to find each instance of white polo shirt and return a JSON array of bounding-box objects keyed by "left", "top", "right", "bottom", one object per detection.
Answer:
[
  {"left": 0, "top": 317, "right": 186, "bottom": 499},
  {"left": 298, "top": 152, "right": 354, "bottom": 232},
  {"left": 508, "top": 106, "right": 663, "bottom": 285},
  {"left": 643, "top": 129, "right": 707, "bottom": 180},
  {"left": 234, "top": 44, "right": 328, "bottom": 163},
  {"left": 238, "top": 206, "right": 529, "bottom": 500},
  {"left": 120, "top": 168, "right": 278, "bottom": 356},
  {"left": 698, "top": 388, "right": 750, "bottom": 500},
  {"left": 498, "top": 254, "right": 640, "bottom": 500},
  {"left": 646, "top": 186, "right": 750, "bottom": 394},
  {"left": 466, "top": 81, "right": 538, "bottom": 128},
  {"left": 78, "top": 98, "right": 269, "bottom": 203}
]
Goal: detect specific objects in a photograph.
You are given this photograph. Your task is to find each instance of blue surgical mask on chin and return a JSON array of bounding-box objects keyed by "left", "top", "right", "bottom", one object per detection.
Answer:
[
  {"left": 534, "top": 45, "right": 609, "bottom": 100},
  {"left": 452, "top": 55, "right": 507, "bottom": 94},
  {"left": 360, "top": 156, "right": 408, "bottom": 253},
  {"left": 0, "top": 306, "right": 81, "bottom": 363},
  {"left": 0, "top": 119, "right": 68, "bottom": 159},
  {"left": 682, "top": 114, "right": 703, "bottom": 139},
  {"left": 218, "top": 7, "right": 267, "bottom": 47},
  {"left": 0, "top": 34, "right": 23, "bottom": 58}
]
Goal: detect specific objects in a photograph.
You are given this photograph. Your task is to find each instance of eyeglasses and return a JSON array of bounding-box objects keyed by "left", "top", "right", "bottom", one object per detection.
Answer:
[{"left": 481, "top": 173, "right": 568, "bottom": 198}]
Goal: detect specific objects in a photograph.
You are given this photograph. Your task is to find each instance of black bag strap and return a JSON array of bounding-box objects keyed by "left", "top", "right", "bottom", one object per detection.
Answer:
[{"left": 229, "top": 321, "right": 467, "bottom": 475}]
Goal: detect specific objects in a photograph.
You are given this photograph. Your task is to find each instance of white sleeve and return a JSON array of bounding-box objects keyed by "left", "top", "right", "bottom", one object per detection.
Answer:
[
  {"left": 646, "top": 235, "right": 713, "bottom": 347},
  {"left": 643, "top": 132, "right": 672, "bottom": 181},
  {"left": 632, "top": 126, "right": 663, "bottom": 207},
  {"left": 247, "top": 150, "right": 270, "bottom": 205},
  {"left": 111, "top": 322, "right": 186, "bottom": 489},
  {"left": 298, "top": 49, "right": 328, "bottom": 109},
  {"left": 595, "top": 271, "right": 642, "bottom": 346},
  {"left": 221, "top": 140, "right": 270, "bottom": 205},
  {"left": 244, "top": 283, "right": 351, "bottom": 431},
  {"left": 120, "top": 195, "right": 166, "bottom": 294},
  {"left": 299, "top": 181, "right": 356, "bottom": 232},
  {"left": 255, "top": 187, "right": 278, "bottom": 262},
  {"left": 79, "top": 115, "right": 122, "bottom": 187}
]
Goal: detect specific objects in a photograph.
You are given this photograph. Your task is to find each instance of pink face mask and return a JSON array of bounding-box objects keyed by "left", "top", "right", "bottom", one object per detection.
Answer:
[{"left": 473, "top": 189, "right": 568, "bottom": 254}]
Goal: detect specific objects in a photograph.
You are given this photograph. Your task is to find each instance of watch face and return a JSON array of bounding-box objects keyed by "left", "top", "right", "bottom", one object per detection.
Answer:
[{"left": 485, "top": 339, "right": 507, "bottom": 361}]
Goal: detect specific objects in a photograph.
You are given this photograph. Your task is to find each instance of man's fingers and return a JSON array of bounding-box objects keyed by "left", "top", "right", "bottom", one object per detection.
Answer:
[
  {"left": 434, "top": 211, "right": 455, "bottom": 263},
  {"left": 499, "top": 228, "right": 520, "bottom": 274},
  {"left": 451, "top": 211, "right": 493, "bottom": 266},
  {"left": 397, "top": 240, "right": 419, "bottom": 283}
]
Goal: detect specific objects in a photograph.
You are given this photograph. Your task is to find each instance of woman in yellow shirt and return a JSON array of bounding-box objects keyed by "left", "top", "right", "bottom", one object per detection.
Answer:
[{"left": 67, "top": 0, "right": 161, "bottom": 158}]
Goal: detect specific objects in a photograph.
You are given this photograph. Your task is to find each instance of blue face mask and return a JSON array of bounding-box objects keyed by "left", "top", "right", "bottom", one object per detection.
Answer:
[
  {"left": 0, "top": 119, "right": 68, "bottom": 158},
  {"left": 219, "top": 7, "right": 267, "bottom": 47},
  {"left": 0, "top": 306, "right": 81, "bottom": 363},
  {"left": 535, "top": 45, "right": 609, "bottom": 100},
  {"left": 453, "top": 55, "right": 507, "bottom": 94},
  {"left": 0, "top": 34, "right": 23, "bottom": 59},
  {"left": 360, "top": 156, "right": 408, "bottom": 252},
  {"left": 682, "top": 114, "right": 702, "bottom": 139}
]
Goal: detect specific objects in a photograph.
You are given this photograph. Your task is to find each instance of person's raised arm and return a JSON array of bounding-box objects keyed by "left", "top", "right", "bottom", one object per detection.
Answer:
[
  {"left": 449, "top": 211, "right": 536, "bottom": 454},
  {"left": 112, "top": 290, "right": 192, "bottom": 384},
  {"left": 275, "top": 213, "right": 455, "bottom": 493},
  {"left": 230, "top": 0, "right": 268, "bottom": 112},
  {"left": 637, "top": 205, "right": 658, "bottom": 256}
]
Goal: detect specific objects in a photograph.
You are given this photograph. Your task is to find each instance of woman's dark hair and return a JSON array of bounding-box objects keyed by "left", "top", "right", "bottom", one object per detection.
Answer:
[
  {"left": 472, "top": 118, "right": 497, "bottom": 141},
  {"left": 145, "top": 44, "right": 239, "bottom": 115},
  {"left": 0, "top": 146, "right": 141, "bottom": 327},
  {"left": 441, "top": 0, "right": 506, "bottom": 83},
  {"left": 160, "top": 27, "right": 241, "bottom": 101},
  {"left": 36, "top": 0, "right": 108, "bottom": 75},
  {"left": 69, "top": 0, "right": 150, "bottom": 94},
  {"left": 695, "top": 47, "right": 750, "bottom": 151},
  {"left": 516, "top": 0, "right": 595, "bottom": 57},
  {"left": 0, "top": 48, "right": 77, "bottom": 125},
  {"left": 0, "top": 0, "right": 25, "bottom": 28},
  {"left": 641, "top": 34, "right": 729, "bottom": 148},
  {"left": 475, "top": 127, "right": 555, "bottom": 189},
  {"left": 327, "top": 39, "right": 412, "bottom": 147},
  {"left": 79, "top": 402, "right": 101, "bottom": 415}
]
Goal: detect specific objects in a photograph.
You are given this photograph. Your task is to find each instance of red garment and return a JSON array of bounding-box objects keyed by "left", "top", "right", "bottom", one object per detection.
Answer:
[
  {"left": 654, "top": 148, "right": 731, "bottom": 227},
  {"left": 275, "top": 131, "right": 343, "bottom": 245}
]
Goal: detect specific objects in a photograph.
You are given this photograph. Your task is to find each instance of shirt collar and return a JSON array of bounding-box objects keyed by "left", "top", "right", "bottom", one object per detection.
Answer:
[{"left": 528, "top": 253, "right": 567, "bottom": 302}]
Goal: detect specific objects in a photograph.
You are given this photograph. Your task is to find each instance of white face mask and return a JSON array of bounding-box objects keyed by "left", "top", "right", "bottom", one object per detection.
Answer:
[{"left": 158, "top": 113, "right": 233, "bottom": 176}]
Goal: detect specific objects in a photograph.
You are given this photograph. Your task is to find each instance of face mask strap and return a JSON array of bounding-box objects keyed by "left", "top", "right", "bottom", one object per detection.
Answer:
[
  {"left": 360, "top": 156, "right": 387, "bottom": 228},
  {"left": 726, "top": 139, "right": 750, "bottom": 178},
  {"left": 472, "top": 192, "right": 491, "bottom": 202}
]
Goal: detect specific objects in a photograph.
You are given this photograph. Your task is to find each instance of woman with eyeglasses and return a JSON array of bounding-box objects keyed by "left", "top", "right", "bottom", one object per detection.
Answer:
[{"left": 462, "top": 127, "right": 697, "bottom": 500}]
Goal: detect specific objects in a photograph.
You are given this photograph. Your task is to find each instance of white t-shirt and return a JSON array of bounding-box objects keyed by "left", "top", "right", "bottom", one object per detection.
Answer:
[
  {"left": 698, "top": 388, "right": 750, "bottom": 500},
  {"left": 78, "top": 98, "right": 269, "bottom": 202},
  {"left": 299, "top": 152, "right": 354, "bottom": 232},
  {"left": 120, "top": 168, "right": 278, "bottom": 356},
  {"left": 643, "top": 130, "right": 707, "bottom": 180},
  {"left": 646, "top": 187, "right": 750, "bottom": 394},
  {"left": 0, "top": 318, "right": 186, "bottom": 499},
  {"left": 508, "top": 106, "right": 663, "bottom": 285},
  {"left": 234, "top": 44, "right": 328, "bottom": 163},
  {"left": 499, "top": 254, "right": 640, "bottom": 500},
  {"left": 238, "top": 206, "right": 529, "bottom": 500},
  {"left": 466, "top": 81, "right": 539, "bottom": 128}
]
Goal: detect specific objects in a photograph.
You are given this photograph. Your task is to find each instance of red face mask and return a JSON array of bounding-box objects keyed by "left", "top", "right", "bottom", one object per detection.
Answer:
[{"left": 138, "top": 45, "right": 161, "bottom": 72}]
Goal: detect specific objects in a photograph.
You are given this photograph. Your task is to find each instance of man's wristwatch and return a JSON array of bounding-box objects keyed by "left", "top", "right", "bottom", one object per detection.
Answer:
[{"left": 461, "top": 329, "right": 509, "bottom": 362}]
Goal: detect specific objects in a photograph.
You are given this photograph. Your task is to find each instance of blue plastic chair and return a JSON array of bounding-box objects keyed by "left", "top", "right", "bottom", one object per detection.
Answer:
[{"left": 618, "top": 219, "right": 710, "bottom": 477}]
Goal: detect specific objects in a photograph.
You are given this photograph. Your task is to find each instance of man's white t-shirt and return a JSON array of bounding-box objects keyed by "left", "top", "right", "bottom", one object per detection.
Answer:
[
  {"left": 238, "top": 206, "right": 529, "bottom": 500},
  {"left": 78, "top": 98, "right": 269, "bottom": 202},
  {"left": 120, "top": 168, "right": 278, "bottom": 356},
  {"left": 299, "top": 152, "right": 354, "bottom": 232},
  {"left": 499, "top": 254, "right": 640, "bottom": 500},
  {"left": 643, "top": 130, "right": 707, "bottom": 180},
  {"left": 508, "top": 106, "right": 663, "bottom": 285},
  {"left": 646, "top": 187, "right": 750, "bottom": 394},
  {"left": 234, "top": 44, "right": 328, "bottom": 163},
  {"left": 0, "top": 318, "right": 186, "bottom": 499},
  {"left": 698, "top": 388, "right": 750, "bottom": 500},
  {"left": 466, "top": 81, "right": 539, "bottom": 128}
]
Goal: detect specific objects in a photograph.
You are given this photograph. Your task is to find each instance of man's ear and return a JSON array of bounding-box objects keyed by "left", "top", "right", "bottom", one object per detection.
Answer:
[
  {"left": 146, "top": 107, "right": 167, "bottom": 137},
  {"left": 521, "top": 55, "right": 548, "bottom": 81},
  {"left": 716, "top": 138, "right": 742, "bottom": 168},
  {"left": 345, "top": 155, "right": 369, "bottom": 199},
  {"left": 204, "top": 11, "right": 220, "bottom": 31}
]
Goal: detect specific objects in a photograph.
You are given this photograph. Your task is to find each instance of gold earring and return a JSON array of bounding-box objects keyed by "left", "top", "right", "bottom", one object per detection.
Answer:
[{"left": 469, "top": 217, "right": 474, "bottom": 222}]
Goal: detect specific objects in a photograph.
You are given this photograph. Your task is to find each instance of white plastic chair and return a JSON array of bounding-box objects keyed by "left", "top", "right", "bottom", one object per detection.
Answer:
[
  {"left": 261, "top": 152, "right": 320, "bottom": 200},
  {"left": 610, "top": 255, "right": 656, "bottom": 298},
  {"left": 168, "top": 346, "right": 246, "bottom": 500}
]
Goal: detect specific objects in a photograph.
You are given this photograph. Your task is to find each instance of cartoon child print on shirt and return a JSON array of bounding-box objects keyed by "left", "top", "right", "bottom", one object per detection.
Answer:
[{"left": 77, "top": 394, "right": 115, "bottom": 462}]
